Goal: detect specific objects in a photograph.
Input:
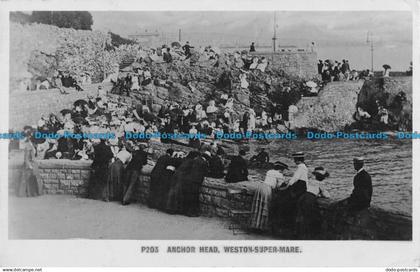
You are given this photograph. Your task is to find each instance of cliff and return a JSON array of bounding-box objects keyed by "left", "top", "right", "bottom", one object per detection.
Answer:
[
  {"left": 292, "top": 81, "right": 364, "bottom": 132},
  {"left": 357, "top": 76, "right": 412, "bottom": 130}
]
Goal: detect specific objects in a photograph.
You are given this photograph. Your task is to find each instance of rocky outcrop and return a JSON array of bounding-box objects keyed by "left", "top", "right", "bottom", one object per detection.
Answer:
[
  {"left": 357, "top": 77, "right": 412, "bottom": 130},
  {"left": 292, "top": 81, "right": 365, "bottom": 132}
]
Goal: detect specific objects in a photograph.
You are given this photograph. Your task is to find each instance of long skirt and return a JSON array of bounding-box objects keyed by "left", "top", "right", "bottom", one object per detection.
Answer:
[
  {"left": 295, "top": 192, "right": 321, "bottom": 239},
  {"left": 183, "top": 182, "right": 201, "bottom": 216},
  {"left": 105, "top": 159, "right": 124, "bottom": 201},
  {"left": 249, "top": 183, "right": 272, "bottom": 231},
  {"left": 16, "top": 168, "right": 41, "bottom": 197},
  {"left": 122, "top": 169, "right": 140, "bottom": 204},
  {"left": 149, "top": 169, "right": 175, "bottom": 210},
  {"left": 88, "top": 166, "right": 109, "bottom": 200},
  {"left": 165, "top": 177, "right": 184, "bottom": 214}
]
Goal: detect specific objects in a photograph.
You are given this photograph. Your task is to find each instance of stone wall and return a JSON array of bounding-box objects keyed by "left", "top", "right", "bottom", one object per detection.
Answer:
[
  {"left": 9, "top": 83, "right": 111, "bottom": 130},
  {"left": 292, "top": 80, "right": 365, "bottom": 132},
  {"left": 19, "top": 159, "right": 412, "bottom": 240},
  {"left": 250, "top": 50, "right": 318, "bottom": 79}
]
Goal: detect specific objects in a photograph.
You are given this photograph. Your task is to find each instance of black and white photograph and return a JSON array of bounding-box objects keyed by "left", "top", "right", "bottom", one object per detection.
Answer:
[{"left": 0, "top": 0, "right": 419, "bottom": 269}]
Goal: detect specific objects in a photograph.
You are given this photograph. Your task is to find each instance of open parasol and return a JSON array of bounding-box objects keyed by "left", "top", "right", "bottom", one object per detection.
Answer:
[{"left": 383, "top": 64, "right": 391, "bottom": 69}]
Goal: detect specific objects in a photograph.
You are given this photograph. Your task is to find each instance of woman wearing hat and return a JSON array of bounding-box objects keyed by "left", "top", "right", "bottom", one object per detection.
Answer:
[
  {"left": 249, "top": 162, "right": 288, "bottom": 232},
  {"left": 295, "top": 167, "right": 330, "bottom": 239},
  {"left": 16, "top": 128, "right": 42, "bottom": 197},
  {"left": 270, "top": 152, "right": 308, "bottom": 235}
]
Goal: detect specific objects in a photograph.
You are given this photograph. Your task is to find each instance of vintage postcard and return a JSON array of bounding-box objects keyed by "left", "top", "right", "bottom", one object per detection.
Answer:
[{"left": 0, "top": 0, "right": 419, "bottom": 269}]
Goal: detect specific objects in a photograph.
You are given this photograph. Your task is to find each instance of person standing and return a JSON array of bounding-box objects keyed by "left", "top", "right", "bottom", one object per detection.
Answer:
[
  {"left": 317, "top": 60, "right": 324, "bottom": 75},
  {"left": 148, "top": 148, "right": 174, "bottom": 209},
  {"left": 121, "top": 144, "right": 148, "bottom": 205},
  {"left": 182, "top": 41, "right": 194, "bottom": 59},
  {"left": 17, "top": 129, "right": 42, "bottom": 197},
  {"left": 89, "top": 139, "right": 114, "bottom": 201},
  {"left": 166, "top": 151, "right": 198, "bottom": 214},
  {"left": 225, "top": 150, "right": 248, "bottom": 183},
  {"left": 106, "top": 144, "right": 132, "bottom": 202},
  {"left": 182, "top": 152, "right": 209, "bottom": 217},
  {"left": 249, "top": 162, "right": 288, "bottom": 232},
  {"left": 295, "top": 167, "right": 330, "bottom": 239},
  {"left": 249, "top": 42, "right": 256, "bottom": 52},
  {"left": 270, "top": 152, "right": 308, "bottom": 233},
  {"left": 163, "top": 47, "right": 172, "bottom": 63}
]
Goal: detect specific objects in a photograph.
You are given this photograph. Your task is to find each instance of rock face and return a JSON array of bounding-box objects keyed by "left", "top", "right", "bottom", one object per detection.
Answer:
[
  {"left": 292, "top": 81, "right": 364, "bottom": 132},
  {"left": 357, "top": 77, "right": 412, "bottom": 130}
]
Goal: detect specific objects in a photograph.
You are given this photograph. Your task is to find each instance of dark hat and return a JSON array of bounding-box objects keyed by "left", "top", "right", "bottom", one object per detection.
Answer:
[
  {"left": 312, "top": 166, "right": 329, "bottom": 178},
  {"left": 274, "top": 161, "right": 288, "bottom": 170},
  {"left": 291, "top": 152, "right": 305, "bottom": 158}
]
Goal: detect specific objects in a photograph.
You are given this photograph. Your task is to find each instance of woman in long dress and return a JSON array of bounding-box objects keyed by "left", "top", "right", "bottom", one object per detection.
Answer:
[
  {"left": 295, "top": 167, "right": 330, "bottom": 239},
  {"left": 166, "top": 151, "right": 199, "bottom": 215},
  {"left": 17, "top": 133, "right": 42, "bottom": 197},
  {"left": 249, "top": 162, "right": 288, "bottom": 232},
  {"left": 148, "top": 148, "right": 175, "bottom": 210}
]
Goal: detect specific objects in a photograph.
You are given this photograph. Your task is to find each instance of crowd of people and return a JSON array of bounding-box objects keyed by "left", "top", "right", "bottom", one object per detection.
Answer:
[
  {"left": 318, "top": 59, "right": 362, "bottom": 82},
  {"left": 13, "top": 42, "right": 375, "bottom": 239},
  {"left": 16, "top": 115, "right": 373, "bottom": 239}
]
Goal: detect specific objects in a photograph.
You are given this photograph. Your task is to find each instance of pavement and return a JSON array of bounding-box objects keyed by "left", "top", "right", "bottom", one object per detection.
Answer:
[{"left": 8, "top": 194, "right": 272, "bottom": 240}]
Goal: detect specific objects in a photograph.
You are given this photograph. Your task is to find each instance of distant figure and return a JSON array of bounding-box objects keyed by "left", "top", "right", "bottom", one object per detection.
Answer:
[
  {"left": 182, "top": 41, "right": 194, "bottom": 59},
  {"left": 225, "top": 150, "right": 248, "bottom": 183},
  {"left": 317, "top": 60, "right": 323, "bottom": 75},
  {"left": 310, "top": 41, "right": 316, "bottom": 52},
  {"left": 249, "top": 42, "right": 256, "bottom": 52},
  {"left": 163, "top": 48, "right": 172, "bottom": 63},
  {"left": 341, "top": 157, "right": 373, "bottom": 212},
  {"left": 250, "top": 148, "right": 270, "bottom": 164},
  {"left": 383, "top": 64, "right": 391, "bottom": 77}
]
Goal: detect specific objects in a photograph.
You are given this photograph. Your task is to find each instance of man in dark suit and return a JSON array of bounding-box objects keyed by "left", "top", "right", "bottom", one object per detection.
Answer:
[
  {"left": 225, "top": 150, "right": 248, "bottom": 183},
  {"left": 345, "top": 157, "right": 373, "bottom": 211}
]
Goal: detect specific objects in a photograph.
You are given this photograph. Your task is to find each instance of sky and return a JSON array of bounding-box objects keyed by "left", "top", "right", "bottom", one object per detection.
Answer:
[{"left": 91, "top": 11, "right": 412, "bottom": 71}]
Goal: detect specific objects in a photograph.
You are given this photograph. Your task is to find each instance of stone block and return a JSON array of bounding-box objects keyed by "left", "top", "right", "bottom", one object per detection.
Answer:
[
  {"left": 60, "top": 179, "right": 71, "bottom": 188},
  {"left": 39, "top": 173, "right": 49, "bottom": 179},
  {"left": 71, "top": 179, "right": 85, "bottom": 186},
  {"left": 66, "top": 174, "right": 74, "bottom": 180},
  {"left": 80, "top": 170, "right": 91, "bottom": 179}
]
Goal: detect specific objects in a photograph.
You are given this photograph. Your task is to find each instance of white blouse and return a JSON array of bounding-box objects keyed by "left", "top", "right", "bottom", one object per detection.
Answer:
[{"left": 264, "top": 170, "right": 285, "bottom": 189}]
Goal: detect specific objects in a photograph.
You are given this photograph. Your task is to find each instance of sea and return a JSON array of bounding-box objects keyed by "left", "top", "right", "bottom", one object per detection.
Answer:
[{"left": 247, "top": 138, "right": 412, "bottom": 215}]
